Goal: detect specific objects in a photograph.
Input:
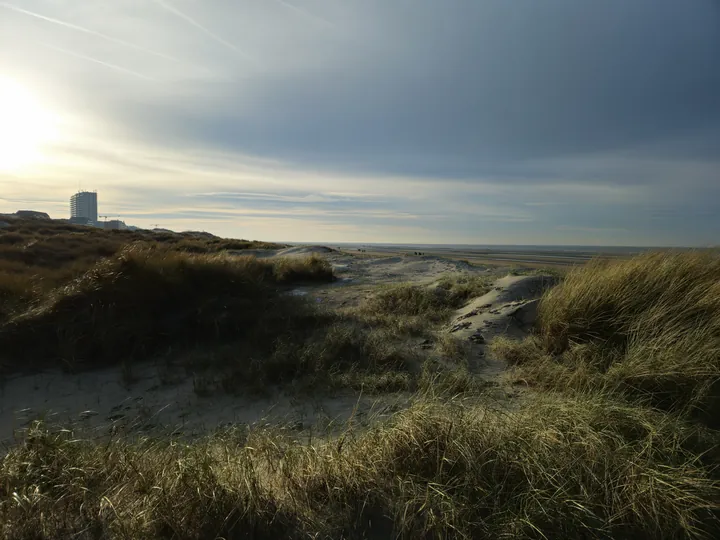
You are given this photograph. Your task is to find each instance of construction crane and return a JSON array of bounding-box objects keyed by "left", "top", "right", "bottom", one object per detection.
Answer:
[{"left": 99, "top": 215, "right": 122, "bottom": 229}]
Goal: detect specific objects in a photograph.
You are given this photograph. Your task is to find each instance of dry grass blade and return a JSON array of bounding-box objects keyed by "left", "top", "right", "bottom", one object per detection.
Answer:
[
  {"left": 1, "top": 394, "right": 717, "bottom": 539},
  {"left": 492, "top": 250, "right": 720, "bottom": 426}
]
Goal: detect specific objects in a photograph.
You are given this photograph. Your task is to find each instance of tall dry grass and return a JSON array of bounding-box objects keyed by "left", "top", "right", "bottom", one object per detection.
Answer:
[
  {"left": 1, "top": 236, "right": 719, "bottom": 537},
  {"left": 2, "top": 394, "right": 717, "bottom": 539},
  {"left": 0, "top": 218, "right": 282, "bottom": 325},
  {"left": 491, "top": 251, "right": 720, "bottom": 425},
  {"left": 0, "top": 245, "right": 333, "bottom": 373}
]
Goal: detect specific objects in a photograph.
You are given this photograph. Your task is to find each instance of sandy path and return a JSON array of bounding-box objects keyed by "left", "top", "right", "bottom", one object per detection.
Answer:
[
  {"left": 0, "top": 364, "right": 408, "bottom": 447},
  {"left": 445, "top": 275, "right": 559, "bottom": 378}
]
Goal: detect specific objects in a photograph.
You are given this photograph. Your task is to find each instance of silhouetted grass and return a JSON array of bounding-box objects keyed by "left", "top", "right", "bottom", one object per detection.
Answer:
[{"left": 0, "top": 244, "right": 334, "bottom": 374}]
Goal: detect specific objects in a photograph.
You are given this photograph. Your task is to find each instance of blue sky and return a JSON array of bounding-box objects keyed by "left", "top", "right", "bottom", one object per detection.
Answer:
[{"left": 0, "top": 0, "right": 718, "bottom": 245}]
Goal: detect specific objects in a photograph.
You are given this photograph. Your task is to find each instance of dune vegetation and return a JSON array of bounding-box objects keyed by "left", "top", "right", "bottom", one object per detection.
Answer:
[
  {"left": 0, "top": 246, "right": 335, "bottom": 374},
  {"left": 491, "top": 250, "right": 720, "bottom": 427},
  {"left": 0, "top": 221, "right": 718, "bottom": 539},
  {"left": 0, "top": 218, "right": 336, "bottom": 379},
  {"left": 2, "top": 394, "right": 717, "bottom": 540},
  {"left": 0, "top": 217, "right": 282, "bottom": 324},
  {"left": 351, "top": 274, "right": 492, "bottom": 336}
]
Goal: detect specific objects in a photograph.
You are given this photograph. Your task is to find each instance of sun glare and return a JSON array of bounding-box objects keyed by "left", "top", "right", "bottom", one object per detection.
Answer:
[{"left": 0, "top": 77, "right": 59, "bottom": 171}]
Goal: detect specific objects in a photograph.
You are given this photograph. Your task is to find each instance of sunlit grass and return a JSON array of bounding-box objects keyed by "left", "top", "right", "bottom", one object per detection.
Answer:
[
  {"left": 2, "top": 393, "right": 716, "bottom": 539},
  {"left": 492, "top": 250, "right": 720, "bottom": 426}
]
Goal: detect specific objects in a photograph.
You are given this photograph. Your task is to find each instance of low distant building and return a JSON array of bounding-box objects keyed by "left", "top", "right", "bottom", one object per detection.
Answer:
[
  {"left": 103, "top": 219, "right": 127, "bottom": 230},
  {"left": 69, "top": 216, "right": 92, "bottom": 226},
  {"left": 15, "top": 210, "right": 51, "bottom": 220}
]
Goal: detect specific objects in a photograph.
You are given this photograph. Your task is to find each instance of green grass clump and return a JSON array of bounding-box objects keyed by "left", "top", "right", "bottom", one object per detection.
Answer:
[
  {"left": 508, "top": 265, "right": 567, "bottom": 278},
  {"left": 362, "top": 283, "right": 451, "bottom": 322},
  {"left": 364, "top": 274, "right": 490, "bottom": 317},
  {"left": 355, "top": 274, "right": 491, "bottom": 335},
  {"left": 434, "top": 273, "right": 493, "bottom": 305},
  {"left": 0, "top": 245, "right": 333, "bottom": 373},
  {"left": 2, "top": 394, "right": 717, "bottom": 539},
  {"left": 491, "top": 251, "right": 720, "bottom": 425}
]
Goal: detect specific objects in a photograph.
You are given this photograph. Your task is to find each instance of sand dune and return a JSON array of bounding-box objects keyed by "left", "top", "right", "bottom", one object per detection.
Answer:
[
  {"left": 0, "top": 248, "right": 549, "bottom": 445},
  {"left": 445, "top": 275, "right": 559, "bottom": 377}
]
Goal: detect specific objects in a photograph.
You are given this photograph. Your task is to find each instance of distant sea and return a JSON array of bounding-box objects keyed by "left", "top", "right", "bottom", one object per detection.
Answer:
[
  {"left": 327, "top": 244, "right": 654, "bottom": 255},
  {"left": 284, "top": 243, "right": 699, "bottom": 266}
]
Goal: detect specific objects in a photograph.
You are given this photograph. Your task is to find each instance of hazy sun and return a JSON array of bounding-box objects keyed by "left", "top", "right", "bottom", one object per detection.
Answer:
[{"left": 0, "top": 77, "right": 58, "bottom": 171}]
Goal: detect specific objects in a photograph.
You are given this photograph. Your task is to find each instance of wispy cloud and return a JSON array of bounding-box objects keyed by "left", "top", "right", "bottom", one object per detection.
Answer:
[
  {"left": 2, "top": 1, "right": 718, "bottom": 246},
  {"left": 273, "top": 0, "right": 337, "bottom": 30},
  {"left": 153, "top": 0, "right": 255, "bottom": 63},
  {"left": 555, "top": 226, "right": 629, "bottom": 233},
  {"left": 124, "top": 206, "right": 422, "bottom": 221},
  {"left": 39, "top": 42, "right": 157, "bottom": 81},
  {"left": 188, "top": 191, "right": 380, "bottom": 204},
  {"left": 0, "top": 1, "right": 181, "bottom": 63},
  {"left": 523, "top": 201, "right": 565, "bottom": 207}
]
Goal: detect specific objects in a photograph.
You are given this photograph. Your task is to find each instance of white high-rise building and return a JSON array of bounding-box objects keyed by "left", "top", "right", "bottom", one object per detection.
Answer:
[{"left": 70, "top": 191, "right": 98, "bottom": 224}]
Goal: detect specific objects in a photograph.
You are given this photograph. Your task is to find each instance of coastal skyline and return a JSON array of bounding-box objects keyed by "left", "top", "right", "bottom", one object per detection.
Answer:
[{"left": 1, "top": 1, "right": 718, "bottom": 246}]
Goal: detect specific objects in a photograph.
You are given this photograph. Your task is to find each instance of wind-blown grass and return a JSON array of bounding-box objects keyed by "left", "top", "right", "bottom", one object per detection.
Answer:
[
  {"left": 1, "top": 394, "right": 717, "bottom": 539},
  {"left": 2, "top": 228, "right": 718, "bottom": 538},
  {"left": 491, "top": 251, "right": 720, "bottom": 425}
]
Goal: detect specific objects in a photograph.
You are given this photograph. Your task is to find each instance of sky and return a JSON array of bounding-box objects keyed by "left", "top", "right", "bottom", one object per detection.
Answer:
[{"left": 0, "top": 0, "right": 718, "bottom": 246}]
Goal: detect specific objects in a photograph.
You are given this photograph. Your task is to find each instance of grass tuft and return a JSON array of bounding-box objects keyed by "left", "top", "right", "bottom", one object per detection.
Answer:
[
  {"left": 2, "top": 394, "right": 717, "bottom": 539},
  {"left": 492, "top": 251, "right": 720, "bottom": 425},
  {"left": 353, "top": 274, "right": 492, "bottom": 336},
  {"left": 271, "top": 253, "right": 334, "bottom": 283}
]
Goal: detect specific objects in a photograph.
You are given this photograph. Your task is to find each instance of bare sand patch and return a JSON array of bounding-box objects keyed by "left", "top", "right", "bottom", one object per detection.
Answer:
[
  {"left": 0, "top": 362, "right": 409, "bottom": 446},
  {"left": 445, "top": 274, "right": 559, "bottom": 377}
]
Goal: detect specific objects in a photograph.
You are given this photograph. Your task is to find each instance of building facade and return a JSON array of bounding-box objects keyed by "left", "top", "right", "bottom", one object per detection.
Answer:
[
  {"left": 103, "top": 219, "right": 127, "bottom": 230},
  {"left": 70, "top": 191, "right": 98, "bottom": 224}
]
